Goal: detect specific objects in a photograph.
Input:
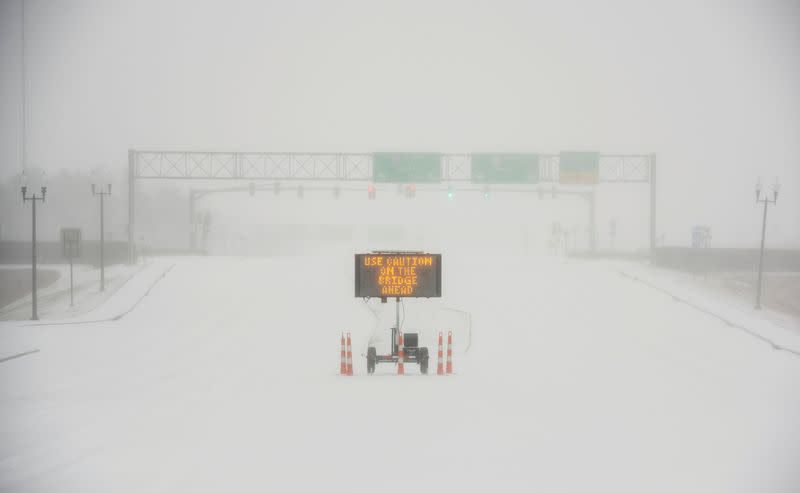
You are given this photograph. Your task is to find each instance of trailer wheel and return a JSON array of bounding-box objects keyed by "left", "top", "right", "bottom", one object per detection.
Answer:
[
  {"left": 367, "top": 347, "right": 376, "bottom": 375},
  {"left": 418, "top": 347, "right": 429, "bottom": 375}
]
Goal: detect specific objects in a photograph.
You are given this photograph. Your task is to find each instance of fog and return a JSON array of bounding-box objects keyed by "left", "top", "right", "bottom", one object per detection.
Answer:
[
  {"left": 0, "top": 1, "right": 799, "bottom": 492},
  {"left": 0, "top": 0, "right": 798, "bottom": 246}
]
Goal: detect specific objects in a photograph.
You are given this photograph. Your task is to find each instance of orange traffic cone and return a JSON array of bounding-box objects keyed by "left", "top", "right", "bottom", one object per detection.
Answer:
[
  {"left": 340, "top": 333, "right": 347, "bottom": 375},
  {"left": 446, "top": 330, "right": 453, "bottom": 375},
  {"left": 436, "top": 332, "right": 444, "bottom": 375},
  {"left": 397, "top": 332, "right": 405, "bottom": 375},
  {"left": 346, "top": 332, "right": 354, "bottom": 376}
]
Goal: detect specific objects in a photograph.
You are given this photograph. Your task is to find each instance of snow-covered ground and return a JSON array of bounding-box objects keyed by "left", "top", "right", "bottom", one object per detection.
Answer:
[
  {"left": 0, "top": 261, "right": 152, "bottom": 322},
  {"left": 1, "top": 255, "right": 799, "bottom": 492}
]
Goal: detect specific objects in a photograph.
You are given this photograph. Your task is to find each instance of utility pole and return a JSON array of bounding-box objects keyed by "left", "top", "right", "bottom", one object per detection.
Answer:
[
  {"left": 189, "top": 189, "right": 196, "bottom": 251},
  {"left": 754, "top": 178, "right": 779, "bottom": 310},
  {"left": 20, "top": 0, "right": 26, "bottom": 174},
  {"left": 128, "top": 150, "right": 135, "bottom": 264},
  {"left": 92, "top": 183, "right": 112, "bottom": 291},
  {"left": 649, "top": 154, "right": 657, "bottom": 259},
  {"left": 21, "top": 181, "right": 46, "bottom": 320},
  {"left": 60, "top": 228, "right": 81, "bottom": 308}
]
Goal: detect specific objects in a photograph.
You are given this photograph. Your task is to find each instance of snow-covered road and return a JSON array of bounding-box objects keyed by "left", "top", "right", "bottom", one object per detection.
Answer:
[{"left": 1, "top": 255, "right": 799, "bottom": 492}]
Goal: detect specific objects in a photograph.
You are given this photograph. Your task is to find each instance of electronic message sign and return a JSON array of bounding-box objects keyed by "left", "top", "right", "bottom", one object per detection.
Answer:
[
  {"left": 471, "top": 153, "right": 540, "bottom": 184},
  {"left": 355, "top": 253, "right": 442, "bottom": 298}
]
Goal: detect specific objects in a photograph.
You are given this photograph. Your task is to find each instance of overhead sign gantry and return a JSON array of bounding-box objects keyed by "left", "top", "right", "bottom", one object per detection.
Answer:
[{"left": 127, "top": 150, "right": 656, "bottom": 261}]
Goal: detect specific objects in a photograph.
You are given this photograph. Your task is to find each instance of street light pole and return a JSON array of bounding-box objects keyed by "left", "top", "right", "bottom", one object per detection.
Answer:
[
  {"left": 21, "top": 184, "right": 46, "bottom": 320},
  {"left": 92, "top": 183, "right": 112, "bottom": 291},
  {"left": 754, "top": 179, "right": 779, "bottom": 310}
]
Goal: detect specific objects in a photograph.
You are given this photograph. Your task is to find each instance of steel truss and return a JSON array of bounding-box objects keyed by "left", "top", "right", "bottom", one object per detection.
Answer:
[
  {"left": 127, "top": 150, "right": 657, "bottom": 262},
  {"left": 132, "top": 150, "right": 652, "bottom": 183}
]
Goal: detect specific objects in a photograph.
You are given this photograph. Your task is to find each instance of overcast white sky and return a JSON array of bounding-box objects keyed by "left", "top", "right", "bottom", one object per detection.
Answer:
[{"left": 0, "top": 0, "right": 798, "bottom": 247}]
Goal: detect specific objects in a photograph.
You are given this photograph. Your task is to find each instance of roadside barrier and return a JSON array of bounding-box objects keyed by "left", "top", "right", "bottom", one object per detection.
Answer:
[
  {"left": 446, "top": 330, "right": 453, "bottom": 375},
  {"left": 346, "top": 332, "right": 353, "bottom": 376},
  {"left": 340, "top": 333, "right": 347, "bottom": 375},
  {"left": 397, "top": 332, "right": 405, "bottom": 375},
  {"left": 437, "top": 332, "right": 444, "bottom": 375}
]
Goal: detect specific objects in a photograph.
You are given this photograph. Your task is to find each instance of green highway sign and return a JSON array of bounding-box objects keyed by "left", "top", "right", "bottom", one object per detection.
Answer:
[
  {"left": 372, "top": 153, "right": 441, "bottom": 183},
  {"left": 559, "top": 151, "right": 599, "bottom": 184},
  {"left": 471, "top": 153, "right": 540, "bottom": 184}
]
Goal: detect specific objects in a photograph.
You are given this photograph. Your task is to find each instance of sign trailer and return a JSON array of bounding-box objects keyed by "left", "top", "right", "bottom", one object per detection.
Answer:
[{"left": 355, "top": 251, "right": 442, "bottom": 374}]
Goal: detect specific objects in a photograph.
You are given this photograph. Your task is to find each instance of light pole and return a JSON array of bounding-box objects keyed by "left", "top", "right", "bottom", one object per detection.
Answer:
[
  {"left": 21, "top": 183, "right": 46, "bottom": 320},
  {"left": 754, "top": 179, "right": 779, "bottom": 310},
  {"left": 92, "top": 183, "right": 112, "bottom": 291}
]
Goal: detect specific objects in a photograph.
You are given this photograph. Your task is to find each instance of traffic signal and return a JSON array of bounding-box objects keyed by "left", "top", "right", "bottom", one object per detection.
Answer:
[
  {"left": 368, "top": 184, "right": 376, "bottom": 200},
  {"left": 248, "top": 182, "right": 255, "bottom": 196},
  {"left": 297, "top": 185, "right": 304, "bottom": 199},
  {"left": 447, "top": 186, "right": 454, "bottom": 200}
]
